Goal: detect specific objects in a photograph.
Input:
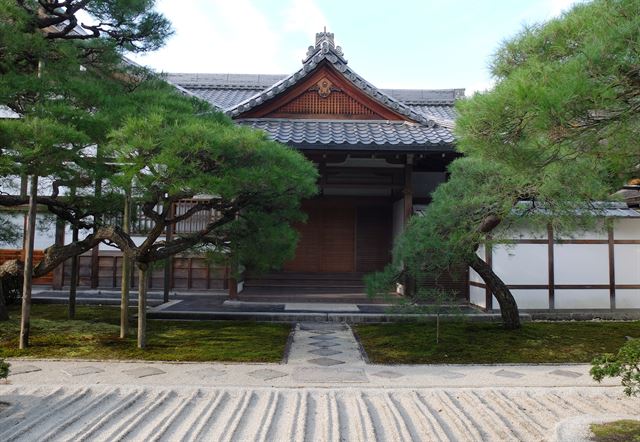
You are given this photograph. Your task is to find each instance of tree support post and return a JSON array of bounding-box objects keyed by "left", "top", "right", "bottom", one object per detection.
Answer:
[
  {"left": 68, "top": 186, "right": 78, "bottom": 320},
  {"left": 137, "top": 263, "right": 149, "bottom": 349},
  {"left": 120, "top": 186, "right": 131, "bottom": 338},
  {"left": 163, "top": 206, "right": 173, "bottom": 304},
  {"left": 19, "top": 175, "right": 38, "bottom": 349}
]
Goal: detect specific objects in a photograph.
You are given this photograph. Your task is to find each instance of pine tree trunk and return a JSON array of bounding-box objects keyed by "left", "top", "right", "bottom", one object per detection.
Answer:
[
  {"left": 19, "top": 175, "right": 38, "bottom": 349},
  {"left": 468, "top": 253, "right": 521, "bottom": 330},
  {"left": 120, "top": 187, "right": 131, "bottom": 338},
  {"left": 137, "top": 264, "right": 148, "bottom": 349}
]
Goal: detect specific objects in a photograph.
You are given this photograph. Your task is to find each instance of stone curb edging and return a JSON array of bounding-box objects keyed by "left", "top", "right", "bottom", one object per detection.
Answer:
[{"left": 552, "top": 414, "right": 640, "bottom": 442}]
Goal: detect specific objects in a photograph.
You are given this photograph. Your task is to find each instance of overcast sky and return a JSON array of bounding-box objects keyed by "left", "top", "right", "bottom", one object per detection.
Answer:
[{"left": 129, "top": 0, "right": 584, "bottom": 94}]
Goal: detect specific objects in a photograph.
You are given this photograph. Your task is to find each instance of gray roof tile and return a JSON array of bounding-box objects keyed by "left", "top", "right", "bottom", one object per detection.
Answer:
[
  {"left": 165, "top": 35, "right": 463, "bottom": 147},
  {"left": 239, "top": 119, "right": 455, "bottom": 150},
  {"left": 167, "top": 75, "right": 460, "bottom": 127}
]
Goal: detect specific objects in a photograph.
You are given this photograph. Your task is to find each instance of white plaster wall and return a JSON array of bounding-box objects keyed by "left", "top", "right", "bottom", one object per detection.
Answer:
[
  {"left": 555, "top": 289, "right": 610, "bottom": 309},
  {"left": 554, "top": 244, "right": 609, "bottom": 285},
  {"left": 614, "top": 244, "right": 640, "bottom": 285},
  {"left": 469, "top": 285, "right": 485, "bottom": 308},
  {"left": 614, "top": 219, "right": 640, "bottom": 240},
  {"left": 616, "top": 290, "right": 640, "bottom": 309},
  {"left": 555, "top": 220, "right": 607, "bottom": 240},
  {"left": 492, "top": 244, "right": 548, "bottom": 285},
  {"left": 0, "top": 212, "right": 58, "bottom": 250},
  {"left": 491, "top": 290, "right": 550, "bottom": 310},
  {"left": 500, "top": 225, "right": 548, "bottom": 240},
  {"left": 513, "top": 289, "right": 549, "bottom": 310},
  {"left": 469, "top": 267, "right": 482, "bottom": 283},
  {"left": 0, "top": 176, "right": 22, "bottom": 195}
]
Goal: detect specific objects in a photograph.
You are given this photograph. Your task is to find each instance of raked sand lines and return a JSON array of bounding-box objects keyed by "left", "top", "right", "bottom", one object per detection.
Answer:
[{"left": 0, "top": 384, "right": 638, "bottom": 442}]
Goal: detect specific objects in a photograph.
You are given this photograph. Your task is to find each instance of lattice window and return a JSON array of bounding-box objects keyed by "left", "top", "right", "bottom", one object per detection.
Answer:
[{"left": 274, "top": 90, "right": 378, "bottom": 116}]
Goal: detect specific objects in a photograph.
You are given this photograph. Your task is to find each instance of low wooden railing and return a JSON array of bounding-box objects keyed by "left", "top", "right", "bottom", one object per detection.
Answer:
[{"left": 102, "top": 199, "right": 217, "bottom": 235}]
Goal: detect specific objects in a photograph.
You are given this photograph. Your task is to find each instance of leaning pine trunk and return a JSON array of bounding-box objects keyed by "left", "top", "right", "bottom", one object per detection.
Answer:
[
  {"left": 468, "top": 253, "right": 521, "bottom": 330},
  {"left": 137, "top": 264, "right": 148, "bottom": 349},
  {"left": 19, "top": 175, "right": 38, "bottom": 349}
]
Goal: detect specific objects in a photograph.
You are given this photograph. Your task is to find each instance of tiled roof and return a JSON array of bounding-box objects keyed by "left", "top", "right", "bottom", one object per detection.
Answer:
[
  {"left": 224, "top": 36, "right": 447, "bottom": 128},
  {"left": 238, "top": 119, "right": 455, "bottom": 150},
  {"left": 408, "top": 105, "right": 457, "bottom": 122},
  {"left": 165, "top": 32, "right": 464, "bottom": 149},
  {"left": 188, "top": 88, "right": 263, "bottom": 110},
  {"left": 166, "top": 73, "right": 286, "bottom": 90},
  {"left": 167, "top": 81, "right": 459, "bottom": 125}
]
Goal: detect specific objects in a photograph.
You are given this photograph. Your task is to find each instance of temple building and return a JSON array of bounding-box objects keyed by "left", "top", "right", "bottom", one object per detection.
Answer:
[{"left": 167, "top": 31, "right": 466, "bottom": 296}]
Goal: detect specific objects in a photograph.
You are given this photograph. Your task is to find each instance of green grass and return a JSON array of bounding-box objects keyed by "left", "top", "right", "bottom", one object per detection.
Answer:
[
  {"left": 355, "top": 321, "right": 640, "bottom": 364},
  {"left": 0, "top": 305, "right": 291, "bottom": 362},
  {"left": 591, "top": 420, "right": 640, "bottom": 442}
]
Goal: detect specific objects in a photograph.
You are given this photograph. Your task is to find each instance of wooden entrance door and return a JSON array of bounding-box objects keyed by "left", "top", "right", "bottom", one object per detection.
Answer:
[{"left": 284, "top": 200, "right": 355, "bottom": 272}]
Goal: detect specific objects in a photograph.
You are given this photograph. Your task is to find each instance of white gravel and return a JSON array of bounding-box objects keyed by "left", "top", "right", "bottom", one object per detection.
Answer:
[
  {"left": 1, "top": 383, "right": 638, "bottom": 441},
  {"left": 1, "top": 322, "right": 637, "bottom": 441}
]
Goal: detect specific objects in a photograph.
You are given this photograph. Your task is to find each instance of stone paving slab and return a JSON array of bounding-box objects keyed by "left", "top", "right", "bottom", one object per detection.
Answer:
[
  {"left": 309, "top": 348, "right": 342, "bottom": 356},
  {"left": 122, "top": 366, "right": 166, "bottom": 378},
  {"left": 309, "top": 341, "right": 340, "bottom": 348},
  {"left": 308, "top": 357, "right": 345, "bottom": 366},
  {"left": 186, "top": 367, "right": 226, "bottom": 379},
  {"left": 8, "top": 364, "right": 42, "bottom": 376},
  {"left": 285, "top": 303, "right": 360, "bottom": 312},
  {"left": 247, "top": 369, "right": 288, "bottom": 381},
  {"left": 549, "top": 368, "right": 583, "bottom": 378},
  {"left": 1, "top": 359, "right": 624, "bottom": 389},
  {"left": 494, "top": 369, "right": 525, "bottom": 379},
  {"left": 372, "top": 370, "right": 404, "bottom": 379},
  {"left": 292, "top": 367, "right": 369, "bottom": 383},
  {"left": 61, "top": 366, "right": 104, "bottom": 377}
]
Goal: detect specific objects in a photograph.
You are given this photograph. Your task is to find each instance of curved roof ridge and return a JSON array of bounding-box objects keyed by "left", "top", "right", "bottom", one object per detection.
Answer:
[{"left": 225, "top": 42, "right": 442, "bottom": 128}]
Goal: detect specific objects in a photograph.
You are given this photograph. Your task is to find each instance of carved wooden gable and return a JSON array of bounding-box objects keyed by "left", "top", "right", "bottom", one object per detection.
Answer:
[{"left": 239, "top": 62, "right": 410, "bottom": 121}]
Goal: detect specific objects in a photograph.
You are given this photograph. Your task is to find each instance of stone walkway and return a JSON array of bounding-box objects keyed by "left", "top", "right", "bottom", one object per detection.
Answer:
[{"left": 1, "top": 322, "right": 639, "bottom": 441}]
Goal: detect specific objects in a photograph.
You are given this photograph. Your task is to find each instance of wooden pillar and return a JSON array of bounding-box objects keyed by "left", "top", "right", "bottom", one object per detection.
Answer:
[
  {"left": 547, "top": 223, "right": 555, "bottom": 310},
  {"left": 403, "top": 155, "right": 413, "bottom": 226},
  {"left": 163, "top": 202, "right": 174, "bottom": 302},
  {"left": 228, "top": 277, "right": 238, "bottom": 300},
  {"left": 608, "top": 222, "right": 616, "bottom": 310},
  {"left": 51, "top": 218, "right": 65, "bottom": 289}
]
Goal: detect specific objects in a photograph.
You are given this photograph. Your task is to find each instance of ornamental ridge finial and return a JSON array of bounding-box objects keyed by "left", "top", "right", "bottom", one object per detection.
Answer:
[
  {"left": 315, "top": 29, "right": 335, "bottom": 49},
  {"left": 303, "top": 29, "right": 346, "bottom": 64}
]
